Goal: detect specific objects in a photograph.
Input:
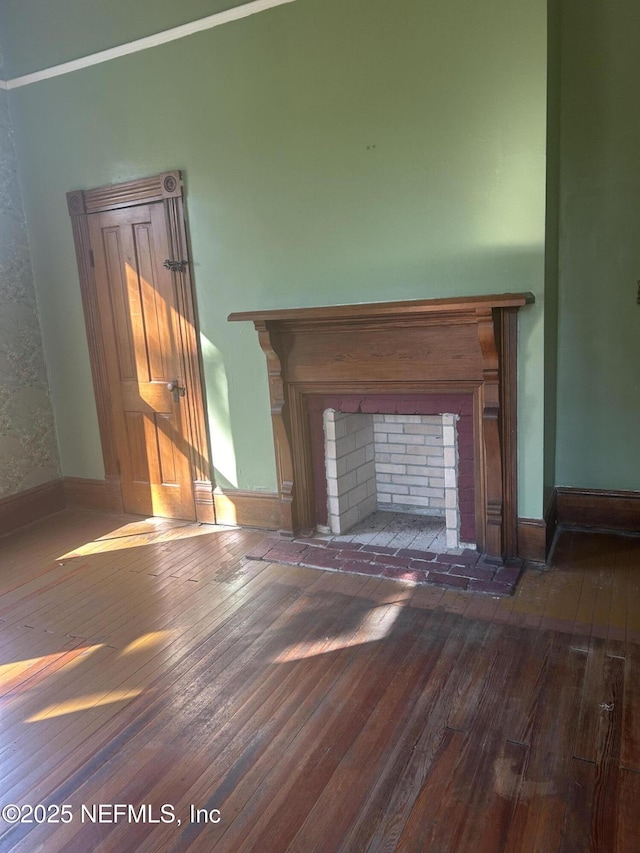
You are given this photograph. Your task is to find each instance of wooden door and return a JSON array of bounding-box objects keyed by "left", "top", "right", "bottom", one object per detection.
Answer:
[
  {"left": 87, "top": 203, "right": 196, "bottom": 519},
  {"left": 68, "top": 172, "right": 214, "bottom": 523}
]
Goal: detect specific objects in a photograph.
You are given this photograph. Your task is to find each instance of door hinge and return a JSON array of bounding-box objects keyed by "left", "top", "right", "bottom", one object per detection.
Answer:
[
  {"left": 89, "top": 249, "right": 95, "bottom": 268},
  {"left": 163, "top": 259, "right": 189, "bottom": 273}
]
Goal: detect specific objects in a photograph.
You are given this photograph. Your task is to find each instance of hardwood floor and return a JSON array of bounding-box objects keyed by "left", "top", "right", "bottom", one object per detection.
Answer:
[{"left": 0, "top": 510, "right": 638, "bottom": 852}]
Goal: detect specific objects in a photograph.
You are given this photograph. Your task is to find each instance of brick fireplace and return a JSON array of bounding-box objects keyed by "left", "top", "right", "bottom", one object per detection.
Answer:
[{"left": 229, "top": 293, "right": 533, "bottom": 561}]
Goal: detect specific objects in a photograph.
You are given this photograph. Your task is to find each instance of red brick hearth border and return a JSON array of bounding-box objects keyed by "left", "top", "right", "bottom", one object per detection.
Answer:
[{"left": 246, "top": 538, "right": 523, "bottom": 596}]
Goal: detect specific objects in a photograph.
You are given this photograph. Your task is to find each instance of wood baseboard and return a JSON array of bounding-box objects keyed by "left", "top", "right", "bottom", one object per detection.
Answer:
[
  {"left": 556, "top": 487, "right": 640, "bottom": 533},
  {"left": 517, "top": 518, "right": 547, "bottom": 562},
  {"left": 0, "top": 480, "right": 66, "bottom": 537},
  {"left": 64, "top": 476, "right": 123, "bottom": 513},
  {"left": 213, "top": 489, "right": 281, "bottom": 530},
  {"left": 64, "top": 476, "right": 215, "bottom": 521},
  {"left": 544, "top": 490, "right": 558, "bottom": 555},
  {"left": 194, "top": 480, "right": 216, "bottom": 524},
  {"left": 215, "top": 493, "right": 553, "bottom": 558}
]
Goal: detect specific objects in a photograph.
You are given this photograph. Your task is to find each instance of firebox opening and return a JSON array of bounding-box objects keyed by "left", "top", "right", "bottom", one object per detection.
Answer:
[{"left": 322, "top": 410, "right": 473, "bottom": 552}]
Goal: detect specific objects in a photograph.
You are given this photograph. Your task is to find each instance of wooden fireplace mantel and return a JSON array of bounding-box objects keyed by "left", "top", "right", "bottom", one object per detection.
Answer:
[
  {"left": 229, "top": 292, "right": 533, "bottom": 325},
  {"left": 229, "top": 293, "right": 534, "bottom": 560}
]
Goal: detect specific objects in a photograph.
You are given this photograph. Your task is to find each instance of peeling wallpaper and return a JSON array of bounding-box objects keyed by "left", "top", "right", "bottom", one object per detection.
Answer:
[{"left": 0, "top": 56, "right": 61, "bottom": 498}]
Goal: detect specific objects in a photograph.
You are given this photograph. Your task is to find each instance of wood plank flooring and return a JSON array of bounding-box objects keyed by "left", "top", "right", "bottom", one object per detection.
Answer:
[{"left": 0, "top": 510, "right": 638, "bottom": 852}]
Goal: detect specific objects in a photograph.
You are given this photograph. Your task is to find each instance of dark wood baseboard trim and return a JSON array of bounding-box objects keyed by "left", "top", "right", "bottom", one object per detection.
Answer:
[
  {"left": 0, "top": 480, "right": 66, "bottom": 537},
  {"left": 213, "top": 489, "right": 281, "bottom": 530},
  {"left": 556, "top": 487, "right": 640, "bottom": 533},
  {"left": 64, "top": 476, "right": 214, "bottom": 522},
  {"left": 1, "top": 478, "right": 276, "bottom": 532},
  {"left": 544, "top": 490, "right": 558, "bottom": 556},
  {"left": 517, "top": 518, "right": 547, "bottom": 562},
  {"left": 63, "top": 476, "right": 124, "bottom": 513},
  {"left": 104, "top": 475, "right": 125, "bottom": 514},
  {"left": 194, "top": 480, "right": 216, "bottom": 524}
]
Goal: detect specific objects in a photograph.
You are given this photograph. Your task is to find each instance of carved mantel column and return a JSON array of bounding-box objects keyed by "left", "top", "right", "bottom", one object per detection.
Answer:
[
  {"left": 254, "top": 321, "right": 298, "bottom": 534},
  {"left": 476, "top": 307, "right": 505, "bottom": 560}
]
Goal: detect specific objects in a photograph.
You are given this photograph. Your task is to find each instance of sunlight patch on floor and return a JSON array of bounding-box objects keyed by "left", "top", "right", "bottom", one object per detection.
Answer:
[
  {"left": 272, "top": 601, "right": 406, "bottom": 663},
  {"left": 25, "top": 688, "right": 144, "bottom": 723},
  {"left": 119, "top": 630, "right": 176, "bottom": 656},
  {"left": 0, "top": 644, "right": 104, "bottom": 688},
  {"left": 57, "top": 517, "right": 236, "bottom": 561}
]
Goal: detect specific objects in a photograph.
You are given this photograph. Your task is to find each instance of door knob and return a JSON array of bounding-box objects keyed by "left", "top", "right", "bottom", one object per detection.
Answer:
[{"left": 167, "top": 379, "right": 186, "bottom": 401}]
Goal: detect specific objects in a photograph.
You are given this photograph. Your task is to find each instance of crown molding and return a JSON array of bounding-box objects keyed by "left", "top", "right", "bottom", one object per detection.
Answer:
[{"left": 1, "top": 0, "right": 299, "bottom": 91}]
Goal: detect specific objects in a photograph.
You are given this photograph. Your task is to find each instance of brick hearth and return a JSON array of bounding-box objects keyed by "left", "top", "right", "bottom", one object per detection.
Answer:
[{"left": 246, "top": 537, "right": 523, "bottom": 596}]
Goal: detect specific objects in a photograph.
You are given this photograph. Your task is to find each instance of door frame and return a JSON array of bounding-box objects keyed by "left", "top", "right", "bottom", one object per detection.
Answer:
[{"left": 67, "top": 170, "right": 216, "bottom": 522}]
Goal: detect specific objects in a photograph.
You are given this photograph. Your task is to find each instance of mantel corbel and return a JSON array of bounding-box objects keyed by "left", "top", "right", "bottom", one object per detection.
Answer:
[{"left": 254, "top": 321, "right": 297, "bottom": 534}]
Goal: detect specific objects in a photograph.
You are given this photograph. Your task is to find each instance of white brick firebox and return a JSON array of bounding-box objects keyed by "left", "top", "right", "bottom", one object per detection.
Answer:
[{"left": 323, "top": 410, "right": 461, "bottom": 548}]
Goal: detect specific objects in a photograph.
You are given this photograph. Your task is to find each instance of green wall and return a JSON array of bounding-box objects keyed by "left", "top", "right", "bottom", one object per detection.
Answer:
[
  {"left": 556, "top": 0, "right": 640, "bottom": 490},
  {"left": 5, "top": 0, "right": 548, "bottom": 516}
]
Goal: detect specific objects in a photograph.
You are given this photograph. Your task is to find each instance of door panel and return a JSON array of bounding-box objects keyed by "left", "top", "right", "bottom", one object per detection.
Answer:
[{"left": 88, "top": 204, "right": 196, "bottom": 520}]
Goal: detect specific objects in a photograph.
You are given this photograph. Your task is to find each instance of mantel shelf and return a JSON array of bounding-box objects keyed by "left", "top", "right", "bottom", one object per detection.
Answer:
[{"left": 228, "top": 292, "right": 534, "bottom": 325}]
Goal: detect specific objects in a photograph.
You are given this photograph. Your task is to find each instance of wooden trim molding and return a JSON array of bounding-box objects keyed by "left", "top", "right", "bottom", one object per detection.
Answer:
[
  {"left": 213, "top": 489, "right": 281, "bottom": 530},
  {"left": 67, "top": 209, "right": 123, "bottom": 510},
  {"left": 556, "top": 487, "right": 640, "bottom": 533},
  {"left": 67, "top": 171, "right": 182, "bottom": 216},
  {"left": 61, "top": 477, "right": 268, "bottom": 528},
  {"left": 544, "top": 489, "right": 558, "bottom": 555},
  {"left": 499, "top": 308, "right": 519, "bottom": 558},
  {"left": 517, "top": 518, "right": 547, "bottom": 562},
  {"left": 63, "top": 477, "right": 123, "bottom": 513},
  {"left": 230, "top": 293, "right": 534, "bottom": 560},
  {"left": 229, "top": 293, "right": 534, "bottom": 324},
  {"left": 67, "top": 171, "right": 215, "bottom": 523},
  {"left": 4, "top": 0, "right": 301, "bottom": 91},
  {"left": 517, "top": 491, "right": 558, "bottom": 561},
  {"left": 0, "top": 480, "right": 66, "bottom": 537}
]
